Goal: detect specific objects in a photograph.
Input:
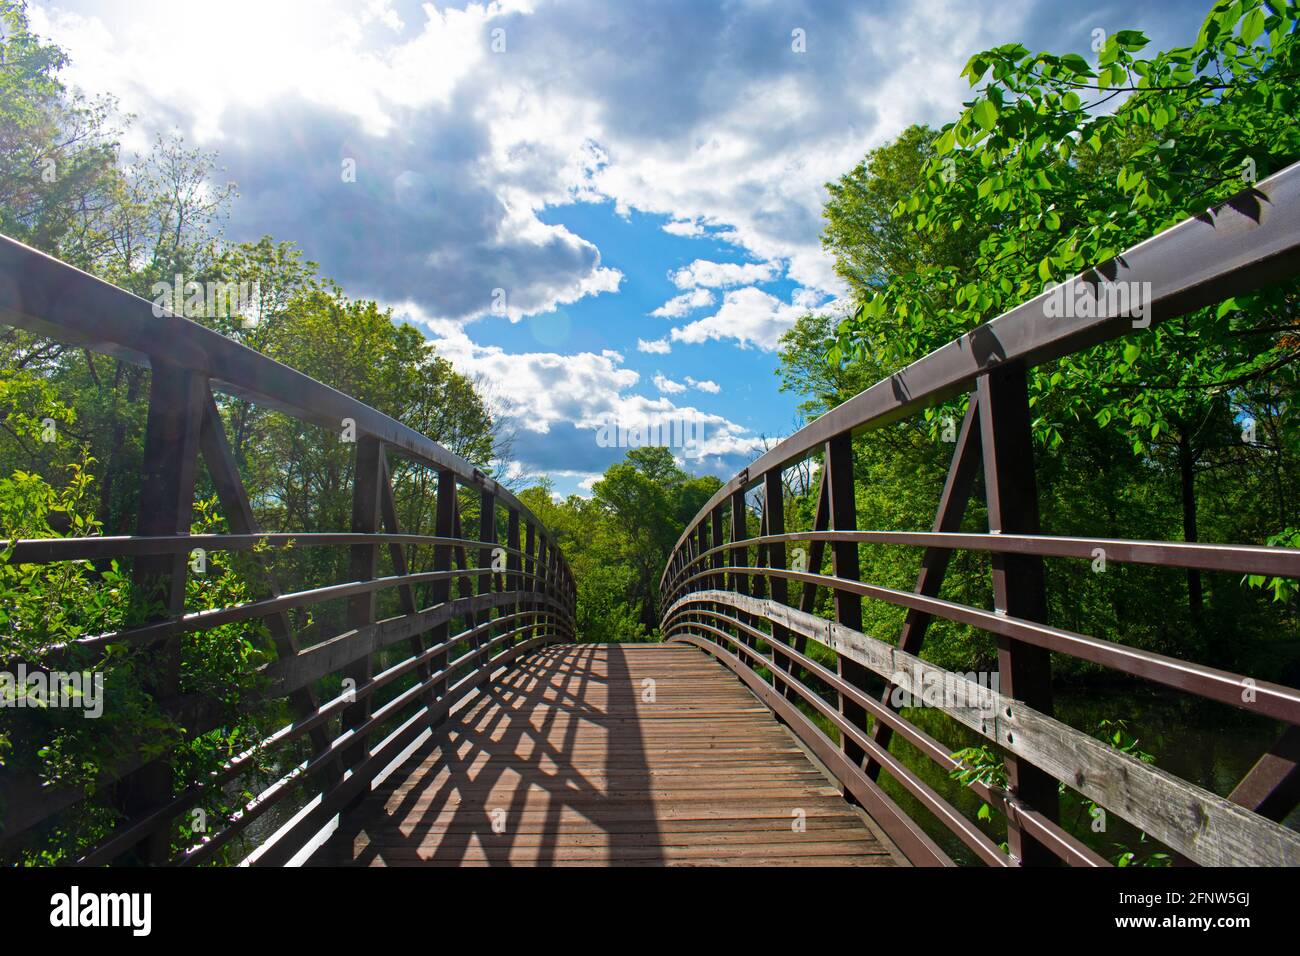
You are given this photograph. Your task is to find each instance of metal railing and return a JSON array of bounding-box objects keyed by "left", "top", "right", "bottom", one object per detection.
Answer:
[
  {"left": 0, "top": 237, "right": 576, "bottom": 865},
  {"left": 660, "top": 161, "right": 1300, "bottom": 867}
]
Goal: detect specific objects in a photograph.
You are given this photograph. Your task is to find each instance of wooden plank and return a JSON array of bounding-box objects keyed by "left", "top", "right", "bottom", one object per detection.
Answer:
[
  {"left": 1228, "top": 725, "right": 1300, "bottom": 821},
  {"left": 315, "top": 643, "right": 898, "bottom": 867}
]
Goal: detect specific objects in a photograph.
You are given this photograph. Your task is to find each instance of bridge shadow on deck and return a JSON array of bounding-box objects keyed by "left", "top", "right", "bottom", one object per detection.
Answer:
[{"left": 309, "top": 643, "right": 894, "bottom": 866}]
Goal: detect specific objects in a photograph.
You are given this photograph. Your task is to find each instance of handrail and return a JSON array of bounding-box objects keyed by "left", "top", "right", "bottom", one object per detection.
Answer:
[
  {"left": 662, "top": 159, "right": 1300, "bottom": 582},
  {"left": 0, "top": 236, "right": 549, "bottom": 527},
  {"left": 659, "top": 161, "right": 1300, "bottom": 867},
  {"left": 0, "top": 234, "right": 577, "bottom": 866}
]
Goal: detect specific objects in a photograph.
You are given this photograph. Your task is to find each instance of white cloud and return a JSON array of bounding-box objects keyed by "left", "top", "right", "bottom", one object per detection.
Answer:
[
  {"left": 662, "top": 218, "right": 705, "bottom": 237},
  {"left": 670, "top": 286, "right": 806, "bottom": 351},
  {"left": 32, "top": 0, "right": 1039, "bottom": 323},
  {"left": 636, "top": 337, "right": 672, "bottom": 354},
  {"left": 686, "top": 377, "right": 721, "bottom": 394},
  {"left": 396, "top": 306, "right": 763, "bottom": 468},
  {"left": 653, "top": 373, "right": 687, "bottom": 395},
  {"left": 671, "top": 259, "right": 781, "bottom": 290},
  {"left": 650, "top": 287, "right": 714, "bottom": 318}
]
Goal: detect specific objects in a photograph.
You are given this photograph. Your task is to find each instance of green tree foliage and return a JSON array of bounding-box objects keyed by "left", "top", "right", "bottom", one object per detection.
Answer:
[
  {"left": 0, "top": 2, "right": 504, "bottom": 863},
  {"left": 0, "top": 1, "right": 120, "bottom": 266},
  {"left": 519, "top": 448, "right": 721, "bottom": 641},
  {"left": 780, "top": 0, "right": 1300, "bottom": 676}
]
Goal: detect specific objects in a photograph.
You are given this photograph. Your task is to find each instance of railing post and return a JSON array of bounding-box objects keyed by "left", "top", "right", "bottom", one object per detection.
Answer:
[
  {"left": 536, "top": 534, "right": 550, "bottom": 640},
  {"left": 524, "top": 520, "right": 537, "bottom": 642},
  {"left": 478, "top": 489, "right": 497, "bottom": 653},
  {"left": 729, "top": 489, "right": 752, "bottom": 661},
  {"left": 977, "top": 362, "right": 1058, "bottom": 866},
  {"left": 340, "top": 435, "right": 383, "bottom": 774},
  {"left": 825, "top": 433, "right": 868, "bottom": 771},
  {"left": 430, "top": 470, "right": 456, "bottom": 724},
  {"left": 866, "top": 393, "right": 981, "bottom": 781},
  {"left": 506, "top": 508, "right": 522, "bottom": 647},
  {"left": 763, "top": 469, "right": 794, "bottom": 699},
  {"left": 118, "top": 361, "right": 205, "bottom": 864},
  {"left": 710, "top": 505, "right": 725, "bottom": 592}
]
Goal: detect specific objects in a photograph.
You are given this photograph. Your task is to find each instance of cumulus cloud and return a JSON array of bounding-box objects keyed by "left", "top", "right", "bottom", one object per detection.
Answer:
[
  {"left": 34, "top": 0, "right": 1201, "bottom": 326},
  {"left": 662, "top": 219, "right": 705, "bottom": 237},
  {"left": 653, "top": 373, "right": 687, "bottom": 394},
  {"left": 636, "top": 337, "right": 672, "bottom": 354},
  {"left": 686, "top": 377, "right": 721, "bottom": 394},
  {"left": 670, "top": 286, "right": 806, "bottom": 351},
  {"left": 29, "top": 0, "right": 1211, "bottom": 484},
  {"left": 397, "top": 308, "right": 763, "bottom": 473},
  {"left": 671, "top": 259, "right": 781, "bottom": 290},
  {"left": 650, "top": 287, "right": 715, "bottom": 318}
]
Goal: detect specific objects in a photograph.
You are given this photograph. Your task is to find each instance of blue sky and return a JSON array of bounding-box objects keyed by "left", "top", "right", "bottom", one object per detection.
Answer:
[{"left": 29, "top": 0, "right": 1213, "bottom": 497}]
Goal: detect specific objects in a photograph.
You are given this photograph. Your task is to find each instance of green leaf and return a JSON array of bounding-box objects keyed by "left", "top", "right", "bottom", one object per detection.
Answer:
[
  {"left": 972, "top": 98, "right": 999, "bottom": 131},
  {"left": 1123, "top": 342, "right": 1141, "bottom": 365},
  {"left": 1059, "top": 53, "right": 1091, "bottom": 75},
  {"left": 1115, "top": 30, "right": 1149, "bottom": 51},
  {"left": 1240, "top": 8, "right": 1265, "bottom": 44}
]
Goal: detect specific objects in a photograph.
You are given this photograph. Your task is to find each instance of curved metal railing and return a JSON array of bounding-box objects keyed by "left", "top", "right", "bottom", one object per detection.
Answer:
[
  {"left": 0, "top": 236, "right": 575, "bottom": 865},
  {"left": 660, "top": 161, "right": 1300, "bottom": 867}
]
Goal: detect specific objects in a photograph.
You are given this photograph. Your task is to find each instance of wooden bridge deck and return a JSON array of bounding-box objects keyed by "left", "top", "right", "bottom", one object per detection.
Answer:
[{"left": 309, "top": 643, "right": 901, "bottom": 866}]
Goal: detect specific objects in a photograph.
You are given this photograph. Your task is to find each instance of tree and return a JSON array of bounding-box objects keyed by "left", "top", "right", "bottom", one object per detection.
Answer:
[
  {"left": 0, "top": 0, "right": 120, "bottom": 268},
  {"left": 828, "top": 0, "right": 1300, "bottom": 648}
]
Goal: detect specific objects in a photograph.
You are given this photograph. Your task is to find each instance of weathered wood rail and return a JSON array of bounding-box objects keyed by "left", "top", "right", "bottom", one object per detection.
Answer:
[
  {"left": 0, "top": 236, "right": 575, "bottom": 865},
  {"left": 660, "top": 160, "right": 1300, "bottom": 867}
]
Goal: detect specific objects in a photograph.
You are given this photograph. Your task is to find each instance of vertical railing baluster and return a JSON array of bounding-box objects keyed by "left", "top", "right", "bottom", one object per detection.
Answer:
[
  {"left": 524, "top": 520, "right": 537, "bottom": 642},
  {"left": 729, "top": 488, "right": 752, "bottom": 664},
  {"left": 710, "top": 505, "right": 725, "bottom": 593},
  {"left": 507, "top": 508, "right": 522, "bottom": 648},
  {"left": 340, "top": 434, "right": 383, "bottom": 776},
  {"left": 430, "top": 470, "right": 456, "bottom": 725},
  {"left": 763, "top": 469, "right": 793, "bottom": 699},
  {"left": 825, "top": 433, "right": 868, "bottom": 773},
  {"left": 478, "top": 488, "right": 496, "bottom": 658},
  {"left": 978, "top": 362, "right": 1058, "bottom": 866},
  {"left": 120, "top": 361, "right": 205, "bottom": 864}
]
